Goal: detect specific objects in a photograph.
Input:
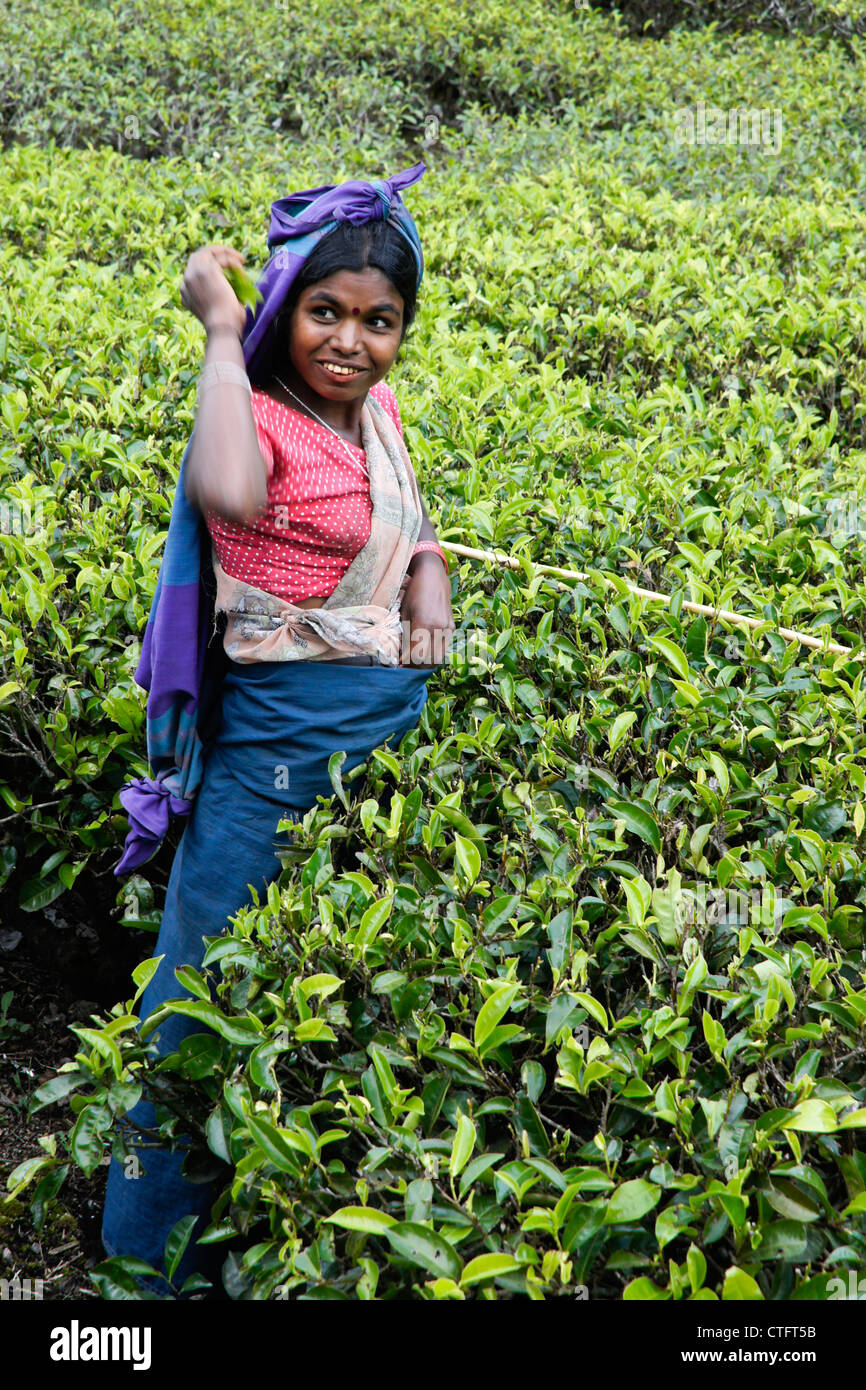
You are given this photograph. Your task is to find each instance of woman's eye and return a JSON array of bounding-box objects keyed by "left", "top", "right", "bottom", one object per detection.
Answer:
[{"left": 310, "top": 307, "right": 391, "bottom": 328}]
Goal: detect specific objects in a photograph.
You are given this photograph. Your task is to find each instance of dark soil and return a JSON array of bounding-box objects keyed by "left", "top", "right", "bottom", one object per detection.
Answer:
[{"left": 0, "top": 861, "right": 172, "bottom": 1301}]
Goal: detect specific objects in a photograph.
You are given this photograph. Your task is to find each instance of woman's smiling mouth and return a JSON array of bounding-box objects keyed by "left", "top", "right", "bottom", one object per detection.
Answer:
[{"left": 319, "top": 360, "right": 365, "bottom": 377}]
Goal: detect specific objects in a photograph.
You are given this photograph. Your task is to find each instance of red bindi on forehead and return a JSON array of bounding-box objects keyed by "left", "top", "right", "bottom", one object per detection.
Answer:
[{"left": 352, "top": 307, "right": 360, "bottom": 315}]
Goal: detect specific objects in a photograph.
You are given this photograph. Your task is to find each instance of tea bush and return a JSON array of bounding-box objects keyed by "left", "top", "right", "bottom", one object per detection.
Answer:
[
  {"left": 3, "top": 0, "right": 866, "bottom": 1300},
  {"left": 592, "top": 0, "right": 866, "bottom": 45}
]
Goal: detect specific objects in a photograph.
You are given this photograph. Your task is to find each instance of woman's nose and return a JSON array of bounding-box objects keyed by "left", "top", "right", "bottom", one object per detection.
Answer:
[{"left": 329, "top": 321, "right": 363, "bottom": 354}]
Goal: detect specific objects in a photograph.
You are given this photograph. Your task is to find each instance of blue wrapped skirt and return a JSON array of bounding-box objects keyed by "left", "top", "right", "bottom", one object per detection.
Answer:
[{"left": 101, "top": 656, "right": 431, "bottom": 1295}]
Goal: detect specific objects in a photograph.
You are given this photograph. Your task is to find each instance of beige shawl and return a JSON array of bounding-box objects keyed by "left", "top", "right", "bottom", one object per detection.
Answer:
[{"left": 212, "top": 390, "right": 423, "bottom": 666}]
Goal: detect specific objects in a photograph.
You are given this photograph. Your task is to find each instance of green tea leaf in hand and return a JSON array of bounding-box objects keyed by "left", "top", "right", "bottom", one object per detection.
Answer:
[{"left": 222, "top": 263, "right": 264, "bottom": 312}]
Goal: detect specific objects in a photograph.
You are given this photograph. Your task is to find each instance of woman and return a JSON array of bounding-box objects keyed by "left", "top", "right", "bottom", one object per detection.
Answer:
[{"left": 101, "top": 161, "right": 454, "bottom": 1298}]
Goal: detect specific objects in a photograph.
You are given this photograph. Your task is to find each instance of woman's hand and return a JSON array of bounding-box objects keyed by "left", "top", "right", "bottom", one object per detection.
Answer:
[
  {"left": 179, "top": 244, "right": 248, "bottom": 337},
  {"left": 399, "top": 554, "right": 455, "bottom": 666}
]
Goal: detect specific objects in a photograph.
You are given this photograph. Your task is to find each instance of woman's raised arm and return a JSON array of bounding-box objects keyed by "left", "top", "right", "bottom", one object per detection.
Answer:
[{"left": 179, "top": 244, "right": 269, "bottom": 526}]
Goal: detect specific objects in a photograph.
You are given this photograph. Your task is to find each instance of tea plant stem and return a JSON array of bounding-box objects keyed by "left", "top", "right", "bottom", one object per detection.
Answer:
[
  {"left": 0, "top": 799, "right": 62, "bottom": 825},
  {"left": 440, "top": 542, "right": 860, "bottom": 659}
]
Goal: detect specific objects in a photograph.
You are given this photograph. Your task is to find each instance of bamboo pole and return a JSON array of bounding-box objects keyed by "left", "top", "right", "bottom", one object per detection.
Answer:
[{"left": 439, "top": 541, "right": 861, "bottom": 660}]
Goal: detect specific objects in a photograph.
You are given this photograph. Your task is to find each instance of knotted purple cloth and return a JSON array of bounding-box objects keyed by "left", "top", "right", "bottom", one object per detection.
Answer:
[{"left": 113, "top": 161, "right": 427, "bottom": 876}]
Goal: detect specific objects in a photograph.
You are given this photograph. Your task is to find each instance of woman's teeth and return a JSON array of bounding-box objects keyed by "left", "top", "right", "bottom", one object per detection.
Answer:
[{"left": 322, "top": 362, "right": 362, "bottom": 376}]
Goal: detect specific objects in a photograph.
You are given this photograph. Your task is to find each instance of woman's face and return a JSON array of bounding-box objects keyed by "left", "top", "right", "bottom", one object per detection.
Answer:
[{"left": 283, "top": 267, "right": 405, "bottom": 403}]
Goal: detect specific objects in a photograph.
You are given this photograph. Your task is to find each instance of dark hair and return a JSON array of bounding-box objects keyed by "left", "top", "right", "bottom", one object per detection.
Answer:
[{"left": 255, "top": 217, "right": 420, "bottom": 386}]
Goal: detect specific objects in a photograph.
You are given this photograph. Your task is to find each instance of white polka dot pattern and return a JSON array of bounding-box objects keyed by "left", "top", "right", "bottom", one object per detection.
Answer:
[{"left": 204, "top": 380, "right": 405, "bottom": 603}]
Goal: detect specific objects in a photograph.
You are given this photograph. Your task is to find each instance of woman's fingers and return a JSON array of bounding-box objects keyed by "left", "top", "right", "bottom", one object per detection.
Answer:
[
  {"left": 178, "top": 245, "right": 248, "bottom": 333},
  {"left": 207, "top": 245, "right": 246, "bottom": 266},
  {"left": 182, "top": 246, "right": 244, "bottom": 284}
]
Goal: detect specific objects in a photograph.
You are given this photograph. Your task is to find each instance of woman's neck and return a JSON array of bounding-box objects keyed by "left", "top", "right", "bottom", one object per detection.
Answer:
[{"left": 268, "top": 368, "right": 367, "bottom": 448}]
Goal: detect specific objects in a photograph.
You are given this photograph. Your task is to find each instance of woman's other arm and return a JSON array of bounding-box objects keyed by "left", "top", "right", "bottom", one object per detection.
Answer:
[
  {"left": 179, "top": 245, "right": 269, "bottom": 526},
  {"left": 400, "top": 492, "right": 454, "bottom": 665},
  {"left": 406, "top": 496, "right": 445, "bottom": 576}
]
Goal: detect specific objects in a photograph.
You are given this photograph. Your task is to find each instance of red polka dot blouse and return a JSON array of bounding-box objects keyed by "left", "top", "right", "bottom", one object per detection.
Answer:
[{"left": 204, "top": 378, "right": 403, "bottom": 604}]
